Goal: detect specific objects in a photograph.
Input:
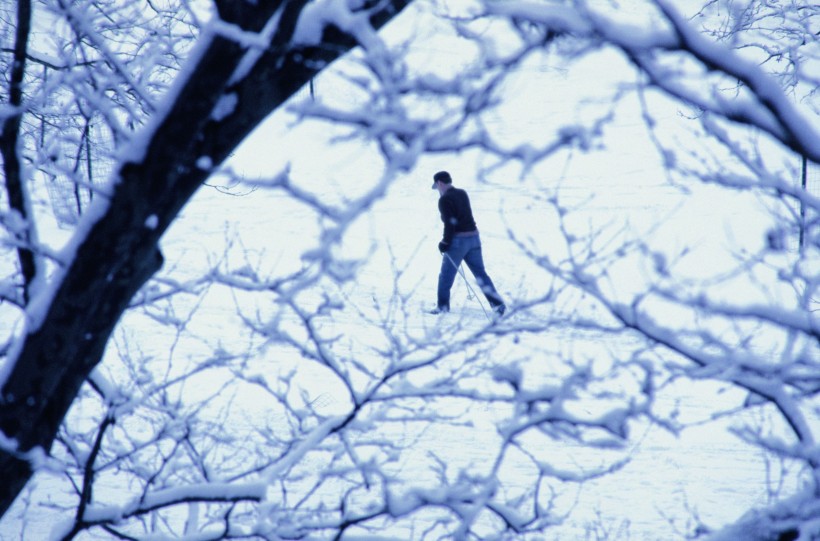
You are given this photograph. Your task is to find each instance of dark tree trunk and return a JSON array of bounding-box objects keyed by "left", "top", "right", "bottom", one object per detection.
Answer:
[{"left": 0, "top": 0, "right": 35, "bottom": 305}]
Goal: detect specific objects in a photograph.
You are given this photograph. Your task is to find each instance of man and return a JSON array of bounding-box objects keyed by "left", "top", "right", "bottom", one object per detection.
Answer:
[{"left": 430, "top": 170, "right": 506, "bottom": 316}]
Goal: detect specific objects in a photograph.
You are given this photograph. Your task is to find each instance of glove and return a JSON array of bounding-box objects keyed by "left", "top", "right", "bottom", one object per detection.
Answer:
[{"left": 438, "top": 241, "right": 449, "bottom": 254}]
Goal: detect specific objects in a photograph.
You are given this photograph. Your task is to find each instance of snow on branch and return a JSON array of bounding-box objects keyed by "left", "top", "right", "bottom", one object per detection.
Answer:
[
  {"left": 293, "top": 0, "right": 386, "bottom": 52},
  {"left": 485, "top": 0, "right": 820, "bottom": 162},
  {"left": 651, "top": 0, "right": 820, "bottom": 161},
  {"left": 48, "top": 482, "right": 266, "bottom": 538}
]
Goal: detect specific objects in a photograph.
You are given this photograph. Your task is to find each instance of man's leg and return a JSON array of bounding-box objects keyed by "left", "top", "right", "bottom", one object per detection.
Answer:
[
  {"left": 436, "top": 240, "right": 466, "bottom": 311},
  {"left": 462, "top": 238, "right": 504, "bottom": 310}
]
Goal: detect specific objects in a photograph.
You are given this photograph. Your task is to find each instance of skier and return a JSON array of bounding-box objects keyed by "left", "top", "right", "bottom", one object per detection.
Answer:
[{"left": 429, "top": 170, "right": 506, "bottom": 316}]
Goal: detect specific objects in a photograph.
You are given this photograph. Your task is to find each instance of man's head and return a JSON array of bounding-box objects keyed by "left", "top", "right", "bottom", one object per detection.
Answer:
[{"left": 431, "top": 170, "right": 453, "bottom": 190}]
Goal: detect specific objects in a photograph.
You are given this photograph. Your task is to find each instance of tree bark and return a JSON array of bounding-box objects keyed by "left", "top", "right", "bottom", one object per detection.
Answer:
[
  {"left": 0, "top": 0, "right": 411, "bottom": 518},
  {"left": 0, "top": 0, "right": 36, "bottom": 305}
]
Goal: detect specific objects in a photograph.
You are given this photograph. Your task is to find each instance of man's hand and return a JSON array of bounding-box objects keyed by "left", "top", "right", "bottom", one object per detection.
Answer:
[{"left": 438, "top": 241, "right": 449, "bottom": 254}]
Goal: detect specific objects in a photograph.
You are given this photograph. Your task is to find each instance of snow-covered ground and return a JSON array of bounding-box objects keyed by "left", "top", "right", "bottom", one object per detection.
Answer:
[
  {"left": 146, "top": 146, "right": 792, "bottom": 539},
  {"left": 0, "top": 139, "right": 799, "bottom": 539}
]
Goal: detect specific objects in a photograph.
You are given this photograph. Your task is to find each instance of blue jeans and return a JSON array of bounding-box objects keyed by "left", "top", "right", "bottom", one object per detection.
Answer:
[{"left": 438, "top": 234, "right": 503, "bottom": 310}]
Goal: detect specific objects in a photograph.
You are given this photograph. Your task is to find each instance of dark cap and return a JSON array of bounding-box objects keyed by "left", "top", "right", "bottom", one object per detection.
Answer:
[{"left": 432, "top": 170, "right": 452, "bottom": 189}]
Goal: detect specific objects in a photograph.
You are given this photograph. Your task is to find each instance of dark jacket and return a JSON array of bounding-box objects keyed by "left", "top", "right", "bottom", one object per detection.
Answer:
[{"left": 438, "top": 186, "right": 477, "bottom": 245}]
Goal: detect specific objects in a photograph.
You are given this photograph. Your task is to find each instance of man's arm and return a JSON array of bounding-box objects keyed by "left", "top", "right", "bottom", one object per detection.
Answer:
[{"left": 439, "top": 196, "right": 457, "bottom": 251}]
